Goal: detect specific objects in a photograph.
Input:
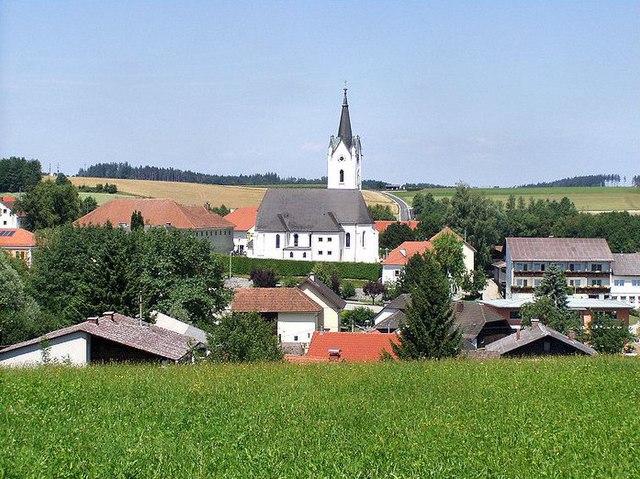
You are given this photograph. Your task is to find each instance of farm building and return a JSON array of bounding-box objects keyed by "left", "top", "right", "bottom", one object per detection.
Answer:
[
  {"left": 297, "top": 275, "right": 347, "bottom": 332},
  {"left": 485, "top": 320, "right": 596, "bottom": 357},
  {"left": 0, "top": 228, "right": 36, "bottom": 266},
  {"left": 225, "top": 206, "right": 258, "bottom": 254},
  {"left": 75, "top": 198, "right": 234, "bottom": 253},
  {"left": 0, "top": 312, "right": 203, "bottom": 367},
  {"left": 231, "top": 287, "right": 323, "bottom": 351}
]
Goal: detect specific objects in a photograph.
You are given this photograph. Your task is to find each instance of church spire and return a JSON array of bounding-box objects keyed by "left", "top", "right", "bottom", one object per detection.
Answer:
[{"left": 337, "top": 83, "right": 352, "bottom": 140}]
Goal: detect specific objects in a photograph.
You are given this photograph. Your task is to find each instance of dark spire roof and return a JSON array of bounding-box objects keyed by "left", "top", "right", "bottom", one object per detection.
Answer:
[{"left": 337, "top": 86, "right": 353, "bottom": 143}]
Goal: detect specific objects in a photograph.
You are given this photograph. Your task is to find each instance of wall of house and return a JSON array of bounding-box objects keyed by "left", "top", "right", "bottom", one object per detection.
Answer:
[
  {"left": 0, "top": 202, "right": 20, "bottom": 228},
  {"left": 277, "top": 312, "right": 318, "bottom": 343},
  {"left": 298, "top": 285, "right": 340, "bottom": 332},
  {"left": 232, "top": 229, "right": 252, "bottom": 254},
  {"left": 463, "top": 244, "right": 474, "bottom": 273},
  {"left": 191, "top": 227, "right": 234, "bottom": 253},
  {"left": 1, "top": 246, "right": 33, "bottom": 266},
  {"left": 610, "top": 276, "right": 640, "bottom": 307},
  {"left": 0, "top": 331, "right": 90, "bottom": 367},
  {"left": 382, "top": 265, "right": 403, "bottom": 285}
]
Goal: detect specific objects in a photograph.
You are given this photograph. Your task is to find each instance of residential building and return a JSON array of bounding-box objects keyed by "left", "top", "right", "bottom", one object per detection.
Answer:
[
  {"left": 611, "top": 253, "right": 640, "bottom": 307},
  {"left": 224, "top": 207, "right": 258, "bottom": 254},
  {"left": 505, "top": 237, "right": 614, "bottom": 299},
  {"left": 485, "top": 320, "right": 596, "bottom": 357},
  {"left": 0, "top": 312, "right": 203, "bottom": 367},
  {"left": 151, "top": 311, "right": 208, "bottom": 345},
  {"left": 374, "top": 220, "right": 419, "bottom": 234},
  {"left": 231, "top": 288, "right": 322, "bottom": 350},
  {"left": 75, "top": 198, "right": 234, "bottom": 253},
  {"left": 297, "top": 275, "right": 346, "bottom": 332},
  {"left": 0, "top": 196, "right": 20, "bottom": 228},
  {"left": 327, "top": 87, "right": 361, "bottom": 190},
  {"left": 480, "top": 297, "right": 633, "bottom": 328},
  {"left": 249, "top": 188, "right": 378, "bottom": 263},
  {"left": 382, "top": 241, "right": 433, "bottom": 284},
  {"left": 300, "top": 331, "right": 399, "bottom": 362},
  {"left": 0, "top": 228, "right": 36, "bottom": 266}
]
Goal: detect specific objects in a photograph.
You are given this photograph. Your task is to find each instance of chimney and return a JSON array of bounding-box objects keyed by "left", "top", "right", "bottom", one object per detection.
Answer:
[
  {"left": 88, "top": 316, "right": 99, "bottom": 325},
  {"left": 516, "top": 328, "right": 520, "bottom": 340},
  {"left": 103, "top": 311, "right": 115, "bottom": 321},
  {"left": 567, "top": 330, "right": 576, "bottom": 341},
  {"left": 531, "top": 318, "right": 540, "bottom": 328},
  {"left": 400, "top": 249, "right": 407, "bottom": 257}
]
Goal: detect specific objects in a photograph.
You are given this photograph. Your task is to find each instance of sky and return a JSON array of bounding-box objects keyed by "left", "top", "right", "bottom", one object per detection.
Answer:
[{"left": 1, "top": 1, "right": 639, "bottom": 187}]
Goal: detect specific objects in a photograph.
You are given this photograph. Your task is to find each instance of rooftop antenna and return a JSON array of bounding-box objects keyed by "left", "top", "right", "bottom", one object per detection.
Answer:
[{"left": 138, "top": 290, "right": 143, "bottom": 326}]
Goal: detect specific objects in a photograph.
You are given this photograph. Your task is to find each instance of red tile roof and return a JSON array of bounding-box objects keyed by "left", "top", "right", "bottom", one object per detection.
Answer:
[
  {"left": 0, "top": 313, "right": 198, "bottom": 361},
  {"left": 232, "top": 288, "right": 322, "bottom": 313},
  {"left": 0, "top": 228, "right": 35, "bottom": 248},
  {"left": 75, "top": 198, "right": 234, "bottom": 230},
  {"left": 305, "top": 332, "right": 399, "bottom": 362},
  {"left": 383, "top": 241, "right": 433, "bottom": 266},
  {"left": 374, "top": 220, "right": 419, "bottom": 233},
  {"left": 430, "top": 226, "right": 477, "bottom": 252},
  {"left": 225, "top": 207, "right": 258, "bottom": 231},
  {"left": 0, "top": 196, "right": 18, "bottom": 210}
]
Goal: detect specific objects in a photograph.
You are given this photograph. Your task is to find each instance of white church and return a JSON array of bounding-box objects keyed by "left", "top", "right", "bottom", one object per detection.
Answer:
[{"left": 248, "top": 88, "right": 379, "bottom": 263}]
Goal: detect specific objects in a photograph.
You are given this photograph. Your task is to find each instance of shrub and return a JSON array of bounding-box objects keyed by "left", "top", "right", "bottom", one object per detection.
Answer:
[
  {"left": 249, "top": 268, "right": 278, "bottom": 288},
  {"left": 341, "top": 307, "right": 375, "bottom": 330},
  {"left": 208, "top": 312, "right": 283, "bottom": 362},
  {"left": 340, "top": 281, "right": 356, "bottom": 299}
]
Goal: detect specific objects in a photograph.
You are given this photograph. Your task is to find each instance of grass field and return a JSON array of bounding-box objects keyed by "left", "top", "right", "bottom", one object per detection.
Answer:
[
  {"left": 1, "top": 357, "right": 639, "bottom": 478},
  {"left": 393, "top": 186, "right": 640, "bottom": 213},
  {"left": 70, "top": 177, "right": 397, "bottom": 214}
]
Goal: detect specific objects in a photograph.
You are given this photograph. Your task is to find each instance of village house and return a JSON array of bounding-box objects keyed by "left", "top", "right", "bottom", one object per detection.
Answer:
[
  {"left": 0, "top": 312, "right": 203, "bottom": 367},
  {"left": 287, "top": 331, "right": 399, "bottom": 363},
  {"left": 505, "top": 237, "right": 614, "bottom": 300},
  {"left": 374, "top": 220, "right": 420, "bottom": 235},
  {"left": 0, "top": 196, "right": 20, "bottom": 228},
  {"left": 297, "top": 275, "right": 347, "bottom": 333},
  {"left": 0, "top": 228, "right": 36, "bottom": 266},
  {"left": 611, "top": 253, "right": 640, "bottom": 307},
  {"left": 75, "top": 198, "right": 234, "bottom": 253},
  {"left": 224, "top": 207, "right": 258, "bottom": 254}
]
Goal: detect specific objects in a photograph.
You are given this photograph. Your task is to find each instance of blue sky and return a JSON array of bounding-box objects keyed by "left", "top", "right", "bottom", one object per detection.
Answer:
[{"left": 1, "top": 1, "right": 638, "bottom": 186}]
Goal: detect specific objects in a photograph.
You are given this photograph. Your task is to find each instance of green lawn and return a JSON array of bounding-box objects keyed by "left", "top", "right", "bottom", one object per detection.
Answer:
[
  {"left": 1, "top": 357, "right": 639, "bottom": 478},
  {"left": 392, "top": 187, "right": 640, "bottom": 212}
]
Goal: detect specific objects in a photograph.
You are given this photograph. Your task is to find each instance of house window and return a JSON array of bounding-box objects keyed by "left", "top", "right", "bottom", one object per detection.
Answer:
[
  {"left": 534, "top": 279, "right": 541, "bottom": 287},
  {"left": 591, "top": 279, "right": 603, "bottom": 286},
  {"left": 319, "top": 237, "right": 323, "bottom": 242},
  {"left": 362, "top": 231, "right": 365, "bottom": 247},
  {"left": 632, "top": 280, "right": 640, "bottom": 287},
  {"left": 303, "top": 252, "right": 306, "bottom": 258},
  {"left": 394, "top": 269, "right": 400, "bottom": 277},
  {"left": 591, "top": 264, "right": 602, "bottom": 272},
  {"left": 345, "top": 233, "right": 351, "bottom": 248},
  {"left": 318, "top": 251, "right": 323, "bottom": 255},
  {"left": 327, "top": 237, "right": 332, "bottom": 242},
  {"left": 289, "top": 252, "right": 293, "bottom": 258},
  {"left": 620, "top": 296, "right": 627, "bottom": 301},
  {"left": 327, "top": 251, "right": 332, "bottom": 256},
  {"left": 294, "top": 234, "right": 299, "bottom": 247},
  {"left": 276, "top": 234, "right": 280, "bottom": 248},
  {"left": 294, "top": 335, "right": 298, "bottom": 342},
  {"left": 569, "top": 279, "right": 582, "bottom": 287},
  {"left": 509, "top": 311, "right": 521, "bottom": 319},
  {"left": 339, "top": 170, "right": 344, "bottom": 183},
  {"left": 614, "top": 279, "right": 625, "bottom": 287}
]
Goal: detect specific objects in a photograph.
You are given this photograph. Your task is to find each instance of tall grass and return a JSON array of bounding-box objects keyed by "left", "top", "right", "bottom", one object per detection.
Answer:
[{"left": 1, "top": 357, "right": 639, "bottom": 478}]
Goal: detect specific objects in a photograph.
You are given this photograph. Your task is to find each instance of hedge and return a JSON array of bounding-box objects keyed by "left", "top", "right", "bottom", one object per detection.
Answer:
[{"left": 220, "top": 255, "right": 382, "bottom": 281}]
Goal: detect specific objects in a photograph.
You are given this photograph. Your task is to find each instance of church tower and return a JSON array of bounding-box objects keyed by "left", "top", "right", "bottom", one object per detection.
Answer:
[{"left": 327, "top": 86, "right": 362, "bottom": 190}]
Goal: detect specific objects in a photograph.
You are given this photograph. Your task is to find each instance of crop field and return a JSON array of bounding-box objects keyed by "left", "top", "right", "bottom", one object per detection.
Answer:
[
  {"left": 70, "top": 177, "right": 397, "bottom": 213},
  {"left": 393, "top": 187, "right": 640, "bottom": 213},
  {"left": 1, "top": 357, "right": 639, "bottom": 478}
]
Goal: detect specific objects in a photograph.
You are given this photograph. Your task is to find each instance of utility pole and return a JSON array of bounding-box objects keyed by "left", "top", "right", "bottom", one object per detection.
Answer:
[{"left": 139, "top": 290, "right": 143, "bottom": 326}]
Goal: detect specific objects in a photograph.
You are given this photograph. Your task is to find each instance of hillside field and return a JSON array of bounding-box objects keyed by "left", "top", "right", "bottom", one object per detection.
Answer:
[
  {"left": 70, "top": 177, "right": 398, "bottom": 214},
  {"left": 1, "top": 357, "right": 639, "bottom": 478},
  {"left": 393, "top": 186, "right": 640, "bottom": 213}
]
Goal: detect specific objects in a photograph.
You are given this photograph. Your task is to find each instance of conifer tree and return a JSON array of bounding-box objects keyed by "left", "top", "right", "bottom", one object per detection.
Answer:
[
  {"left": 536, "top": 264, "right": 569, "bottom": 309},
  {"left": 392, "top": 251, "right": 461, "bottom": 359}
]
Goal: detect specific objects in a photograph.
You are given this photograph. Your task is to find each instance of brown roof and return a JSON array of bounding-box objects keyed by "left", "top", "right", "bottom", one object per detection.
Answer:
[
  {"left": 75, "top": 198, "right": 234, "bottom": 230},
  {"left": 225, "top": 207, "right": 258, "bottom": 231},
  {"left": 506, "top": 237, "right": 613, "bottom": 262},
  {"left": 613, "top": 253, "right": 640, "bottom": 276},
  {"left": 383, "top": 241, "right": 433, "bottom": 266},
  {"left": 306, "top": 332, "right": 399, "bottom": 362},
  {"left": 374, "top": 220, "right": 420, "bottom": 233},
  {"left": 232, "top": 288, "right": 322, "bottom": 313},
  {"left": 0, "top": 228, "right": 36, "bottom": 248},
  {"left": 0, "top": 313, "right": 198, "bottom": 360},
  {"left": 486, "top": 322, "right": 596, "bottom": 356}
]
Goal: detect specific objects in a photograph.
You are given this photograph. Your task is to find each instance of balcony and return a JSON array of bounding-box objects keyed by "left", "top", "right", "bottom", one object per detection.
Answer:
[{"left": 513, "top": 270, "right": 610, "bottom": 277}]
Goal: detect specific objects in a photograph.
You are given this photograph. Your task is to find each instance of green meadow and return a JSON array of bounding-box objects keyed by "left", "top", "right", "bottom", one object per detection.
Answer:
[
  {"left": 392, "top": 187, "right": 640, "bottom": 212},
  {"left": 1, "top": 357, "right": 639, "bottom": 478}
]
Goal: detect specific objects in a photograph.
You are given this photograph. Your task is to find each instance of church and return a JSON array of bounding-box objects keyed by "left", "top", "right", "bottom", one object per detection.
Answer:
[{"left": 248, "top": 88, "right": 379, "bottom": 263}]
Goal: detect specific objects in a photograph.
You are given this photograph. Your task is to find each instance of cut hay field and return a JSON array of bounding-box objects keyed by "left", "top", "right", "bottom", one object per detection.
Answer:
[
  {"left": 70, "top": 177, "right": 397, "bottom": 213},
  {"left": 393, "top": 187, "right": 640, "bottom": 213},
  {"left": 1, "top": 357, "right": 639, "bottom": 478}
]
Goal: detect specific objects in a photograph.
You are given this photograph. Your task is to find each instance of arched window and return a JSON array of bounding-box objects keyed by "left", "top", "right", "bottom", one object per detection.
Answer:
[
  {"left": 339, "top": 169, "right": 344, "bottom": 183},
  {"left": 294, "top": 234, "right": 299, "bottom": 247},
  {"left": 362, "top": 231, "right": 365, "bottom": 247},
  {"left": 289, "top": 252, "right": 294, "bottom": 258},
  {"left": 275, "top": 234, "right": 280, "bottom": 248},
  {"left": 345, "top": 232, "right": 351, "bottom": 248}
]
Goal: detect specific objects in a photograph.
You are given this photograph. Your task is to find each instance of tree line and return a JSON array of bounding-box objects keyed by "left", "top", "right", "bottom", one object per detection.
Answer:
[
  {"left": 518, "top": 174, "right": 622, "bottom": 188},
  {"left": 0, "top": 157, "right": 42, "bottom": 192}
]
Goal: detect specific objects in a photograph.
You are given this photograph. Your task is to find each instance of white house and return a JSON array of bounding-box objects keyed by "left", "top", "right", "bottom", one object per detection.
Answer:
[
  {"left": 505, "top": 237, "right": 614, "bottom": 300},
  {"left": 0, "top": 312, "right": 202, "bottom": 367},
  {"left": 231, "top": 288, "right": 322, "bottom": 348},
  {"left": 0, "top": 196, "right": 20, "bottom": 228},
  {"left": 249, "top": 188, "right": 379, "bottom": 263},
  {"left": 224, "top": 207, "right": 257, "bottom": 254},
  {"left": 297, "top": 275, "right": 347, "bottom": 332},
  {"left": 611, "top": 253, "right": 640, "bottom": 307}
]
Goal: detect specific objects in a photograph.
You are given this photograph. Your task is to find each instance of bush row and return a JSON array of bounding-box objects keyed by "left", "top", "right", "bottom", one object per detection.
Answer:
[{"left": 223, "top": 255, "right": 382, "bottom": 281}]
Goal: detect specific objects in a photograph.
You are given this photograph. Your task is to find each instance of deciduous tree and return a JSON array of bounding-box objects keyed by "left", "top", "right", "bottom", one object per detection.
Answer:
[{"left": 208, "top": 312, "right": 282, "bottom": 362}]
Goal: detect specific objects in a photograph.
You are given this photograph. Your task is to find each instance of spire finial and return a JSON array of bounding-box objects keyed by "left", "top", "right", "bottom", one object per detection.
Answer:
[{"left": 342, "top": 81, "right": 348, "bottom": 106}]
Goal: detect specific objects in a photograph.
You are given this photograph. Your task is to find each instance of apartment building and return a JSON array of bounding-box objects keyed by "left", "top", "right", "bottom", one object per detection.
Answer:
[{"left": 611, "top": 253, "right": 640, "bottom": 307}]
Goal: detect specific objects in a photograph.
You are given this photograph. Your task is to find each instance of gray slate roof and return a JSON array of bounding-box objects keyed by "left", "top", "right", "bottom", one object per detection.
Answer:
[
  {"left": 612, "top": 253, "right": 640, "bottom": 276},
  {"left": 506, "top": 237, "right": 613, "bottom": 262},
  {"left": 0, "top": 313, "right": 200, "bottom": 361},
  {"left": 454, "top": 302, "right": 512, "bottom": 342},
  {"left": 299, "top": 277, "right": 347, "bottom": 310},
  {"left": 256, "top": 189, "right": 373, "bottom": 232},
  {"left": 485, "top": 322, "right": 596, "bottom": 356}
]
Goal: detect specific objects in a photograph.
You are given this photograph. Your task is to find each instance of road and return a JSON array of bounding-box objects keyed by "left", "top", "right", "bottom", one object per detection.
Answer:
[{"left": 381, "top": 192, "right": 413, "bottom": 220}]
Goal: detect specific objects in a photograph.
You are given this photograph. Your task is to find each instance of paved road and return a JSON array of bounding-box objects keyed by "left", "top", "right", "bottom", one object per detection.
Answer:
[{"left": 381, "top": 192, "right": 413, "bottom": 220}]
